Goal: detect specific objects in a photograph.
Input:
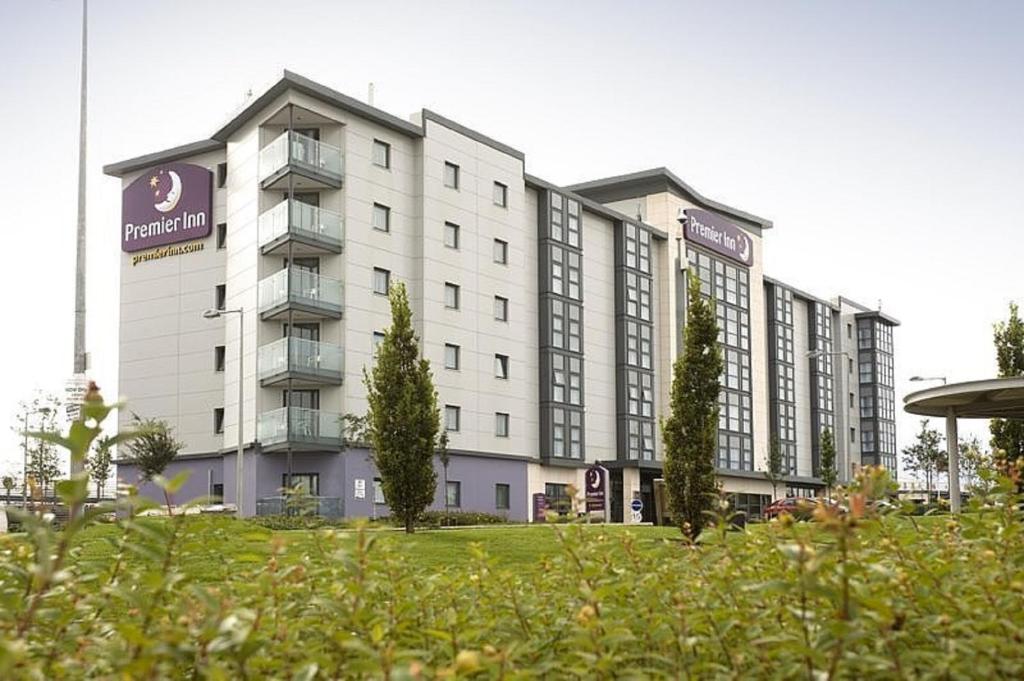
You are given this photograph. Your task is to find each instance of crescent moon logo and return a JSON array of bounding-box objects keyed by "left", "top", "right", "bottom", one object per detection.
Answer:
[
  {"left": 154, "top": 170, "right": 183, "bottom": 213},
  {"left": 738, "top": 234, "right": 751, "bottom": 263}
]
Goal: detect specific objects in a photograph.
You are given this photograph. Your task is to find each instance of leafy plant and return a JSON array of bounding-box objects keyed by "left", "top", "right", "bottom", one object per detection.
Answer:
[
  {"left": 662, "top": 271, "right": 722, "bottom": 539},
  {"left": 766, "top": 435, "right": 785, "bottom": 500},
  {"left": 820, "top": 426, "right": 837, "bottom": 499},
  {"left": 901, "top": 419, "right": 945, "bottom": 499},
  {"left": 88, "top": 435, "right": 114, "bottom": 499},
  {"left": 122, "top": 414, "right": 183, "bottom": 512},
  {"left": 991, "top": 301, "right": 1024, "bottom": 482}
]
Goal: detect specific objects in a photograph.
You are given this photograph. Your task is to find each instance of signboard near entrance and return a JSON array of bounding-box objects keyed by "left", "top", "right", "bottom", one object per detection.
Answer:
[
  {"left": 532, "top": 493, "right": 548, "bottom": 523},
  {"left": 584, "top": 464, "right": 608, "bottom": 512}
]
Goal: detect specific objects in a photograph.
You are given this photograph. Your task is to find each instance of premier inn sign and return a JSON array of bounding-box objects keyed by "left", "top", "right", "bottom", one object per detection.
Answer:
[
  {"left": 121, "top": 163, "right": 212, "bottom": 252},
  {"left": 682, "top": 208, "right": 754, "bottom": 267}
]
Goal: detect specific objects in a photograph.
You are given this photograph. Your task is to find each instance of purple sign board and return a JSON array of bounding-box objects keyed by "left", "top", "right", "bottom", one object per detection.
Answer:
[
  {"left": 584, "top": 464, "right": 608, "bottom": 512},
  {"left": 682, "top": 208, "right": 753, "bottom": 267},
  {"left": 121, "top": 163, "right": 213, "bottom": 252},
  {"left": 532, "top": 493, "right": 548, "bottom": 522}
]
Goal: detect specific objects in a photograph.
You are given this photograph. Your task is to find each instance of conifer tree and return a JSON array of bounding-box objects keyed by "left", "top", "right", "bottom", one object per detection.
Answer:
[
  {"left": 991, "top": 302, "right": 1024, "bottom": 480},
  {"left": 364, "top": 282, "right": 441, "bottom": 534},
  {"left": 820, "top": 427, "right": 837, "bottom": 500},
  {"left": 662, "top": 272, "right": 723, "bottom": 539},
  {"left": 765, "top": 435, "right": 785, "bottom": 501}
]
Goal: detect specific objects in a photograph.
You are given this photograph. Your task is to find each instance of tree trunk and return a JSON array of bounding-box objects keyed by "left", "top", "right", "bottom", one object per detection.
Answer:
[{"left": 405, "top": 516, "right": 414, "bottom": 534}]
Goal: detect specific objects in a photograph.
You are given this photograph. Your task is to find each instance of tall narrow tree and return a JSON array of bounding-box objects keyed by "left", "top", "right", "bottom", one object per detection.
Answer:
[
  {"left": 765, "top": 435, "right": 785, "bottom": 501},
  {"left": 991, "top": 302, "right": 1024, "bottom": 481},
  {"left": 662, "top": 272, "right": 723, "bottom": 539},
  {"left": 819, "top": 428, "right": 837, "bottom": 500},
  {"left": 364, "top": 282, "right": 442, "bottom": 534}
]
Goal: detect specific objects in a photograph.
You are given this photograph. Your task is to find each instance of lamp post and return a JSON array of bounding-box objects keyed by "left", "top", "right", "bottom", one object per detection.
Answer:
[
  {"left": 910, "top": 375, "right": 947, "bottom": 385},
  {"left": 203, "top": 308, "right": 245, "bottom": 516}
]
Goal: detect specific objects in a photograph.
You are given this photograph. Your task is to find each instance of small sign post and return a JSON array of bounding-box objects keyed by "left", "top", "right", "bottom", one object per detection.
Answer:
[
  {"left": 532, "top": 493, "right": 548, "bottom": 523},
  {"left": 353, "top": 478, "right": 366, "bottom": 500},
  {"left": 584, "top": 464, "right": 610, "bottom": 523},
  {"left": 64, "top": 374, "right": 89, "bottom": 422},
  {"left": 630, "top": 497, "right": 644, "bottom": 524}
]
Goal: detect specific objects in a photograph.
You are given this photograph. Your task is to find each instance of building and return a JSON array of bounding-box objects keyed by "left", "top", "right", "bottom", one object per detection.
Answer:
[{"left": 104, "top": 71, "right": 899, "bottom": 522}]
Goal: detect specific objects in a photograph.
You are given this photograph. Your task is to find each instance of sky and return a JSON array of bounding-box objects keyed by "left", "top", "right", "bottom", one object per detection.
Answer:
[{"left": 0, "top": 0, "right": 1021, "bottom": 484}]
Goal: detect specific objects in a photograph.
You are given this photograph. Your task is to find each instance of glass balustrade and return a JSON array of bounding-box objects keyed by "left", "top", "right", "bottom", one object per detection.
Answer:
[
  {"left": 258, "top": 200, "right": 344, "bottom": 250},
  {"left": 259, "top": 131, "right": 344, "bottom": 184},
  {"left": 257, "top": 267, "right": 344, "bottom": 317},
  {"left": 257, "top": 337, "right": 344, "bottom": 383},
  {"left": 257, "top": 407, "right": 342, "bottom": 447}
]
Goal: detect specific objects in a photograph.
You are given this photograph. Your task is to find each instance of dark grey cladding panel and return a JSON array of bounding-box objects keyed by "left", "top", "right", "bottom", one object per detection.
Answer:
[{"left": 103, "top": 139, "right": 225, "bottom": 177}]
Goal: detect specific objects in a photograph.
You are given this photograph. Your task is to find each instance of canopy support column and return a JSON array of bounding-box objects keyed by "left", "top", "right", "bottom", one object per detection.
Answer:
[{"left": 945, "top": 407, "right": 961, "bottom": 513}]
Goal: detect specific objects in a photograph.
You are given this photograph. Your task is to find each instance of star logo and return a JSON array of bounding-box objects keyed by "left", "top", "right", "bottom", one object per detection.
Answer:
[{"left": 149, "top": 176, "right": 159, "bottom": 189}]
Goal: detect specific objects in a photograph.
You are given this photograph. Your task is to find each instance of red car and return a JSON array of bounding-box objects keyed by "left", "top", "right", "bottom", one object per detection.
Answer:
[{"left": 763, "top": 497, "right": 815, "bottom": 520}]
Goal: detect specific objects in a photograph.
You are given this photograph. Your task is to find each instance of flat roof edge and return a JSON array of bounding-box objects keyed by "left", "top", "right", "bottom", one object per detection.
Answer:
[
  {"left": 763, "top": 276, "right": 840, "bottom": 311},
  {"left": 525, "top": 174, "right": 669, "bottom": 240},
  {"left": 422, "top": 109, "right": 525, "bottom": 161},
  {"left": 103, "top": 139, "right": 225, "bottom": 177}
]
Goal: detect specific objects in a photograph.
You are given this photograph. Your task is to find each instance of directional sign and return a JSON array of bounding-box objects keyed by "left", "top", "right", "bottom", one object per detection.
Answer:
[{"left": 630, "top": 498, "right": 644, "bottom": 513}]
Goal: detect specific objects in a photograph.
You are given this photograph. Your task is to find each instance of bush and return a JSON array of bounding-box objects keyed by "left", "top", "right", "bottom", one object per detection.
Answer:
[{"left": 410, "top": 510, "right": 510, "bottom": 527}]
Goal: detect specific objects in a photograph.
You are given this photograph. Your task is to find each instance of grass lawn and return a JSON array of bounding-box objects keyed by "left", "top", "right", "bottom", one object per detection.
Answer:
[{"left": 72, "top": 516, "right": 682, "bottom": 581}]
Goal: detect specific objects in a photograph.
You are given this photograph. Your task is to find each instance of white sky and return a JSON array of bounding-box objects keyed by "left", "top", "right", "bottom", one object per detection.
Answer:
[{"left": 1, "top": 0, "right": 1021, "bottom": 481}]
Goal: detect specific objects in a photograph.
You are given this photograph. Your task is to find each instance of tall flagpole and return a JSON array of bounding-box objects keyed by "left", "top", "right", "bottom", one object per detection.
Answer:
[{"left": 71, "top": 0, "right": 88, "bottom": 480}]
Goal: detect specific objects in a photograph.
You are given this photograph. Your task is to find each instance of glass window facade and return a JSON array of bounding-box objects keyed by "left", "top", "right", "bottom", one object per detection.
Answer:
[
  {"left": 857, "top": 318, "right": 897, "bottom": 473},
  {"left": 689, "top": 247, "right": 753, "bottom": 470},
  {"left": 809, "top": 301, "right": 836, "bottom": 477},
  {"left": 617, "top": 220, "right": 657, "bottom": 461}
]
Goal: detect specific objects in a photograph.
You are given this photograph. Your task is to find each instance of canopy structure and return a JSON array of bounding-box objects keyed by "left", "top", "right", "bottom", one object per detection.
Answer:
[{"left": 903, "top": 377, "right": 1024, "bottom": 512}]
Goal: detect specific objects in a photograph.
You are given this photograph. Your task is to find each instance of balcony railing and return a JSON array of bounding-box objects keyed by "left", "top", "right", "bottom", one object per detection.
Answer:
[
  {"left": 258, "top": 200, "right": 344, "bottom": 252},
  {"left": 258, "top": 267, "right": 343, "bottom": 318},
  {"left": 258, "top": 407, "right": 342, "bottom": 448},
  {"left": 257, "top": 337, "right": 344, "bottom": 384},
  {"left": 259, "top": 131, "right": 343, "bottom": 186}
]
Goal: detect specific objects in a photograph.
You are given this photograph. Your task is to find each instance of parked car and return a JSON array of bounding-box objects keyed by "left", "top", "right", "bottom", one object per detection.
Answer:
[{"left": 764, "top": 497, "right": 817, "bottom": 521}]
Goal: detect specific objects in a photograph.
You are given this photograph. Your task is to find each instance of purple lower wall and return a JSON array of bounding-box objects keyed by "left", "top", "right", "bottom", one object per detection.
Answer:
[{"left": 117, "top": 448, "right": 529, "bottom": 521}]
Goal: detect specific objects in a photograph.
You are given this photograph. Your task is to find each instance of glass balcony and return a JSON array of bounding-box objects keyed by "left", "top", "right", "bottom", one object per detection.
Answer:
[
  {"left": 258, "top": 267, "right": 343, "bottom": 319},
  {"left": 257, "top": 337, "right": 344, "bottom": 386},
  {"left": 258, "top": 200, "right": 344, "bottom": 254},
  {"left": 259, "top": 131, "right": 344, "bottom": 189},
  {"left": 258, "top": 407, "right": 342, "bottom": 449}
]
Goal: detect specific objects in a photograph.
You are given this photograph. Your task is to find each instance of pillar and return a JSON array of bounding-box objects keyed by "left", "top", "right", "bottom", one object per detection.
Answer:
[{"left": 945, "top": 407, "right": 961, "bottom": 513}]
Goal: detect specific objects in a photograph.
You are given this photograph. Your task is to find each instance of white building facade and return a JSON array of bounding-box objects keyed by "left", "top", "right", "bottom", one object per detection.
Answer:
[{"left": 106, "top": 72, "right": 898, "bottom": 522}]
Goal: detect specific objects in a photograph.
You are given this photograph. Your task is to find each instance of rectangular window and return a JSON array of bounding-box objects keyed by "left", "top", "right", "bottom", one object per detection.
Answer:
[
  {"left": 493, "top": 238, "right": 508, "bottom": 264},
  {"left": 444, "top": 221, "right": 460, "bottom": 249},
  {"left": 445, "top": 480, "right": 461, "bottom": 508},
  {"left": 545, "top": 482, "right": 569, "bottom": 512},
  {"left": 445, "top": 282, "right": 460, "bottom": 309},
  {"left": 493, "top": 181, "right": 508, "bottom": 207},
  {"left": 215, "top": 284, "right": 226, "bottom": 311},
  {"left": 216, "top": 223, "right": 227, "bottom": 249},
  {"left": 495, "top": 412, "right": 510, "bottom": 437},
  {"left": 495, "top": 483, "right": 510, "bottom": 510},
  {"left": 372, "top": 267, "right": 390, "bottom": 295},
  {"left": 444, "top": 161, "right": 460, "bottom": 189},
  {"left": 444, "top": 343, "right": 460, "bottom": 370},
  {"left": 372, "top": 331, "right": 386, "bottom": 352},
  {"left": 372, "top": 139, "right": 390, "bottom": 168},
  {"left": 445, "top": 405, "right": 460, "bottom": 432},
  {"left": 373, "top": 477, "right": 385, "bottom": 504},
  {"left": 214, "top": 345, "right": 225, "bottom": 372},
  {"left": 283, "top": 473, "right": 320, "bottom": 496},
  {"left": 494, "top": 353, "right": 509, "bottom": 379},
  {"left": 850, "top": 427, "right": 857, "bottom": 443},
  {"left": 214, "top": 408, "right": 225, "bottom": 434},
  {"left": 216, "top": 162, "right": 227, "bottom": 188},
  {"left": 494, "top": 295, "right": 508, "bottom": 321},
  {"left": 372, "top": 203, "right": 390, "bottom": 232}
]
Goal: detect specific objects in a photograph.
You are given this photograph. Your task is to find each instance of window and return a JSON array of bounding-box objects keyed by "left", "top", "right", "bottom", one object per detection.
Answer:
[
  {"left": 373, "top": 477, "right": 385, "bottom": 504},
  {"left": 372, "top": 331, "right": 385, "bottom": 352},
  {"left": 850, "top": 392, "right": 856, "bottom": 409},
  {"left": 217, "top": 162, "right": 227, "bottom": 188},
  {"left": 444, "top": 161, "right": 460, "bottom": 189},
  {"left": 445, "top": 282, "right": 460, "bottom": 309},
  {"left": 545, "top": 482, "right": 569, "bottom": 513},
  {"left": 494, "top": 295, "right": 508, "bottom": 321},
  {"left": 847, "top": 323, "right": 853, "bottom": 339},
  {"left": 215, "top": 284, "right": 226, "bottom": 311},
  {"left": 445, "top": 405, "right": 461, "bottom": 432},
  {"left": 495, "top": 412, "right": 510, "bottom": 437},
  {"left": 372, "top": 203, "right": 390, "bottom": 232},
  {"left": 283, "top": 473, "right": 319, "bottom": 496},
  {"left": 551, "top": 353, "right": 582, "bottom": 405},
  {"left": 216, "top": 223, "right": 227, "bottom": 249},
  {"left": 214, "top": 408, "right": 225, "bottom": 434},
  {"left": 372, "top": 139, "right": 390, "bottom": 168},
  {"left": 493, "top": 238, "right": 508, "bottom": 264},
  {"left": 444, "top": 221, "right": 460, "bottom": 249},
  {"left": 372, "top": 268, "right": 390, "bottom": 295},
  {"left": 495, "top": 483, "right": 510, "bottom": 510},
  {"left": 444, "top": 343, "right": 460, "bottom": 370},
  {"left": 445, "top": 480, "right": 461, "bottom": 508},
  {"left": 850, "top": 427, "right": 857, "bottom": 444},
  {"left": 849, "top": 358, "right": 854, "bottom": 375},
  {"left": 214, "top": 345, "right": 226, "bottom": 372},
  {"left": 494, "top": 353, "right": 509, "bottom": 379},
  {"left": 493, "top": 181, "right": 508, "bottom": 207}
]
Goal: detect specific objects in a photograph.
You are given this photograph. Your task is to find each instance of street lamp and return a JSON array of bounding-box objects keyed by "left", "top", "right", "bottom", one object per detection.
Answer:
[
  {"left": 910, "top": 376, "right": 947, "bottom": 385},
  {"left": 203, "top": 308, "right": 245, "bottom": 516}
]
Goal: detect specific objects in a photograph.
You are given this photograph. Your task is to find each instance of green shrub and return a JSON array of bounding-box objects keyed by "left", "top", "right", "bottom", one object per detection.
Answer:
[{"left": 412, "top": 510, "right": 510, "bottom": 527}]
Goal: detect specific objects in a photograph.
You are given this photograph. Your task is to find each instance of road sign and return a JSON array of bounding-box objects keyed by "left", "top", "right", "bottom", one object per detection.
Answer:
[
  {"left": 630, "top": 498, "right": 644, "bottom": 513},
  {"left": 64, "top": 374, "right": 89, "bottom": 421}
]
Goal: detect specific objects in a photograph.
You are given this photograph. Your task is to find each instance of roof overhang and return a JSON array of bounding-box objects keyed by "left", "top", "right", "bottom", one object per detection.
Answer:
[
  {"left": 103, "top": 139, "right": 225, "bottom": 177},
  {"left": 904, "top": 377, "right": 1024, "bottom": 419},
  {"left": 567, "top": 167, "right": 773, "bottom": 232}
]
